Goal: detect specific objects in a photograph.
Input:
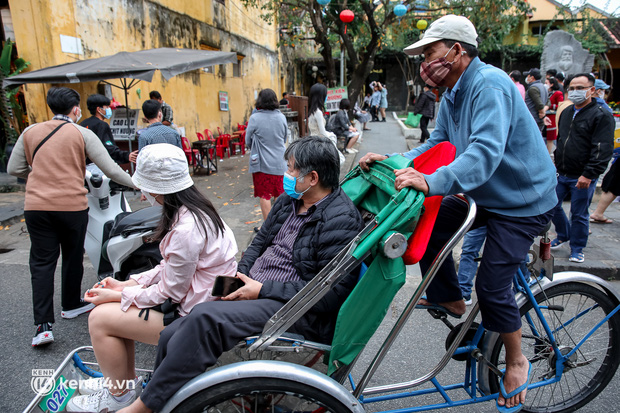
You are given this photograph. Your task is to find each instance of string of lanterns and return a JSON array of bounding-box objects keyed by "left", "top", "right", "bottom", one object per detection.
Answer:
[{"left": 315, "top": 1, "right": 427, "bottom": 31}]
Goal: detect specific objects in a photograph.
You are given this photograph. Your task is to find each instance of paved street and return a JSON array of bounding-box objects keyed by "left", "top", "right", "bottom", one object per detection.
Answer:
[{"left": 2, "top": 117, "right": 620, "bottom": 411}]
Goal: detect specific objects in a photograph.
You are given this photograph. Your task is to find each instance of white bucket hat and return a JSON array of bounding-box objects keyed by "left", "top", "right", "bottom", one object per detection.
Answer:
[
  {"left": 404, "top": 15, "right": 478, "bottom": 56},
  {"left": 132, "top": 143, "right": 194, "bottom": 194}
]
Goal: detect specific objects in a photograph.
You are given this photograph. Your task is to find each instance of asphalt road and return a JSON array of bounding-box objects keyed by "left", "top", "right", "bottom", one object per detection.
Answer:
[{"left": 3, "top": 120, "right": 620, "bottom": 411}]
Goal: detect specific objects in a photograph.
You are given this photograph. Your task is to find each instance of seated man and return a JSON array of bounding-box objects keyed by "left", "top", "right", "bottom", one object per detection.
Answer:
[{"left": 118, "top": 136, "right": 363, "bottom": 412}]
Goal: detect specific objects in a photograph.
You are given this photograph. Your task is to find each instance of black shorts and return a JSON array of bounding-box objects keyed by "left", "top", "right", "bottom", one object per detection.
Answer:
[
  {"left": 138, "top": 299, "right": 181, "bottom": 326},
  {"left": 602, "top": 161, "right": 620, "bottom": 196}
]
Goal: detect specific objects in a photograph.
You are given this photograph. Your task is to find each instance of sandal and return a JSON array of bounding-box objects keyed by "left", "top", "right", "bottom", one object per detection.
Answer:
[{"left": 549, "top": 239, "right": 565, "bottom": 249}]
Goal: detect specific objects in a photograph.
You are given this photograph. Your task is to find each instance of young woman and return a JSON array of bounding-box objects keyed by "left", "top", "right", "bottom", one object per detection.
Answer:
[
  {"left": 378, "top": 82, "right": 388, "bottom": 122},
  {"left": 246, "top": 88, "right": 288, "bottom": 222},
  {"left": 332, "top": 98, "right": 360, "bottom": 154},
  {"left": 544, "top": 77, "right": 564, "bottom": 155},
  {"left": 66, "top": 143, "right": 238, "bottom": 412},
  {"left": 307, "top": 83, "right": 345, "bottom": 164}
]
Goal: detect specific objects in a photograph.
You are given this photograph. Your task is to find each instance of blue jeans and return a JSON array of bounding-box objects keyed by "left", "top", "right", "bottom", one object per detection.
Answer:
[
  {"left": 457, "top": 226, "right": 487, "bottom": 298},
  {"left": 551, "top": 175, "right": 597, "bottom": 254}
]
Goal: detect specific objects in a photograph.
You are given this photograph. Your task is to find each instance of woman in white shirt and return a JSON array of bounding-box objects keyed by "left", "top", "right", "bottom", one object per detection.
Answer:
[
  {"left": 67, "top": 144, "right": 238, "bottom": 412},
  {"left": 307, "top": 83, "right": 345, "bottom": 165}
]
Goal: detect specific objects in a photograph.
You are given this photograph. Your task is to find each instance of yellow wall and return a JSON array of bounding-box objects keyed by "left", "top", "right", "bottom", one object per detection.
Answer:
[{"left": 9, "top": 0, "right": 283, "bottom": 140}]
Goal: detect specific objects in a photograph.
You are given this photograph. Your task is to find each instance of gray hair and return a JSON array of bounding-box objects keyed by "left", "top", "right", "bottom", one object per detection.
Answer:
[{"left": 284, "top": 136, "right": 340, "bottom": 190}]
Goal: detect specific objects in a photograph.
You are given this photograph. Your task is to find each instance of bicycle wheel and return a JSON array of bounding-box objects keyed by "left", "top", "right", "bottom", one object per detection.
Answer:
[
  {"left": 487, "top": 282, "right": 620, "bottom": 412},
  {"left": 172, "top": 377, "right": 355, "bottom": 413}
]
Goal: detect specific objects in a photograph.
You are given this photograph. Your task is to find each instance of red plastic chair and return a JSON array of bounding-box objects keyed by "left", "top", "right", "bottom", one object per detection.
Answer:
[
  {"left": 181, "top": 136, "right": 200, "bottom": 166},
  {"left": 230, "top": 131, "right": 246, "bottom": 156},
  {"left": 203, "top": 129, "right": 217, "bottom": 158},
  {"left": 237, "top": 123, "right": 247, "bottom": 131},
  {"left": 196, "top": 132, "right": 205, "bottom": 141},
  {"left": 402, "top": 142, "right": 457, "bottom": 265},
  {"left": 216, "top": 135, "right": 230, "bottom": 160}
]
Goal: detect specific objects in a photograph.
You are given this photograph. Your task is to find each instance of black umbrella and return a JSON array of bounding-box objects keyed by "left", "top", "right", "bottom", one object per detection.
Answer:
[{"left": 4, "top": 48, "right": 238, "bottom": 167}]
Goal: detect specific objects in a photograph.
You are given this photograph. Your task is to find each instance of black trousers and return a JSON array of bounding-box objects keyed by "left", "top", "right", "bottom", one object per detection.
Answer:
[
  {"left": 370, "top": 106, "right": 379, "bottom": 121},
  {"left": 420, "top": 196, "right": 552, "bottom": 333},
  {"left": 420, "top": 116, "right": 431, "bottom": 142},
  {"left": 24, "top": 209, "right": 89, "bottom": 325},
  {"left": 140, "top": 299, "right": 322, "bottom": 409}
]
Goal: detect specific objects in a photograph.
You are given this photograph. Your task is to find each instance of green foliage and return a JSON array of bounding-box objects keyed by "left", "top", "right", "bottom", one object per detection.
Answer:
[{"left": 543, "top": 7, "right": 611, "bottom": 55}]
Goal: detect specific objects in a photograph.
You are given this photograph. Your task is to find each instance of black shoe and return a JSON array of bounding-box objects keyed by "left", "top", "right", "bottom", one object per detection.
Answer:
[
  {"left": 61, "top": 300, "right": 95, "bottom": 319},
  {"left": 381, "top": 119, "right": 386, "bottom": 122},
  {"left": 32, "top": 322, "right": 54, "bottom": 347}
]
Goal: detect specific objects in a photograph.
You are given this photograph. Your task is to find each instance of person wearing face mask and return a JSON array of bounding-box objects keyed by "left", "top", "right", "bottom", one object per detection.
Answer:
[
  {"left": 593, "top": 79, "right": 613, "bottom": 113},
  {"left": 137, "top": 99, "right": 182, "bottom": 151},
  {"left": 81, "top": 94, "right": 137, "bottom": 164},
  {"left": 65, "top": 143, "right": 238, "bottom": 412},
  {"left": 359, "top": 15, "right": 558, "bottom": 412},
  {"left": 7, "top": 87, "right": 136, "bottom": 347},
  {"left": 114, "top": 136, "right": 363, "bottom": 413},
  {"left": 550, "top": 73, "right": 615, "bottom": 264},
  {"left": 523, "top": 68, "right": 548, "bottom": 132}
]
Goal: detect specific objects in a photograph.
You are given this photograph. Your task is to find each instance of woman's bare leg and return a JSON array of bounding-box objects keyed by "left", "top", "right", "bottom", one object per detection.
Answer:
[
  {"left": 88, "top": 303, "right": 164, "bottom": 393},
  {"left": 346, "top": 136, "right": 359, "bottom": 149},
  {"left": 591, "top": 191, "right": 616, "bottom": 221},
  {"left": 259, "top": 197, "right": 272, "bottom": 221}
]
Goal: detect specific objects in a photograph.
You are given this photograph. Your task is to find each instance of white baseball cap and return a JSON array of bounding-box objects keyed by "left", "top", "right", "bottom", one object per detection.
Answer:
[
  {"left": 132, "top": 143, "right": 194, "bottom": 194},
  {"left": 404, "top": 15, "right": 478, "bottom": 56}
]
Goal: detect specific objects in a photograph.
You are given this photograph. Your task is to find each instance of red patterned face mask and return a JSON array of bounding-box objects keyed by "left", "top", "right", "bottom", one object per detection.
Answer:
[{"left": 420, "top": 44, "right": 456, "bottom": 87}]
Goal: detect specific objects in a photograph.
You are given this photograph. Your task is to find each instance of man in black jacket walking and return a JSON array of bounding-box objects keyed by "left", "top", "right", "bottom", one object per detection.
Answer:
[
  {"left": 413, "top": 85, "right": 436, "bottom": 143},
  {"left": 550, "top": 73, "right": 614, "bottom": 263},
  {"left": 123, "top": 136, "right": 364, "bottom": 412}
]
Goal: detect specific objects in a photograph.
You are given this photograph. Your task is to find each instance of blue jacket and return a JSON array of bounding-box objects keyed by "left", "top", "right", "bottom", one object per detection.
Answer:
[
  {"left": 371, "top": 91, "right": 381, "bottom": 107},
  {"left": 401, "top": 57, "right": 557, "bottom": 217}
]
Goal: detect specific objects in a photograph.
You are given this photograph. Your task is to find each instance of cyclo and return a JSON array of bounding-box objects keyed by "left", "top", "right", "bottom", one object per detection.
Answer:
[{"left": 25, "top": 143, "right": 620, "bottom": 413}]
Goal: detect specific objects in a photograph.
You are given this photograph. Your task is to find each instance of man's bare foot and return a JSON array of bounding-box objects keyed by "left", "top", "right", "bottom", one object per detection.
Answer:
[
  {"left": 497, "top": 354, "right": 530, "bottom": 409},
  {"left": 117, "top": 397, "right": 153, "bottom": 413},
  {"left": 417, "top": 298, "right": 466, "bottom": 317}
]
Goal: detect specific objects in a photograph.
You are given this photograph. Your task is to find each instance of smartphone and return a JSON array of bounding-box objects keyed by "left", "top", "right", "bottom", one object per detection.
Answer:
[{"left": 212, "top": 276, "right": 245, "bottom": 297}]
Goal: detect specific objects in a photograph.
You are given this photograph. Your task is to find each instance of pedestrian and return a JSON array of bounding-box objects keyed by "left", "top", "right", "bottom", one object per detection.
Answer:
[
  {"left": 550, "top": 73, "right": 615, "bottom": 263},
  {"left": 362, "top": 92, "right": 372, "bottom": 111},
  {"left": 413, "top": 84, "right": 436, "bottom": 143},
  {"left": 457, "top": 226, "right": 487, "bottom": 306},
  {"left": 329, "top": 98, "right": 360, "bottom": 154},
  {"left": 378, "top": 82, "right": 388, "bottom": 122},
  {"left": 245, "top": 88, "right": 288, "bottom": 222},
  {"left": 279, "top": 92, "right": 289, "bottom": 106},
  {"left": 361, "top": 15, "right": 558, "bottom": 411},
  {"left": 148, "top": 91, "right": 173, "bottom": 126},
  {"left": 524, "top": 68, "right": 548, "bottom": 133},
  {"left": 543, "top": 77, "right": 564, "bottom": 155},
  {"left": 80, "top": 94, "right": 138, "bottom": 164},
  {"left": 66, "top": 143, "right": 238, "bottom": 412},
  {"left": 509, "top": 70, "right": 526, "bottom": 100},
  {"left": 7, "top": 87, "right": 135, "bottom": 347},
  {"left": 590, "top": 153, "right": 620, "bottom": 224},
  {"left": 137, "top": 99, "right": 182, "bottom": 151},
  {"left": 307, "top": 83, "right": 345, "bottom": 165},
  {"left": 353, "top": 100, "right": 372, "bottom": 131},
  {"left": 370, "top": 85, "right": 381, "bottom": 122},
  {"left": 593, "top": 79, "right": 613, "bottom": 113}
]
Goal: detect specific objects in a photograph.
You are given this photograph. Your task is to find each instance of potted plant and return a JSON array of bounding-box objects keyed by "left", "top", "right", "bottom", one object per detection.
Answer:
[{"left": 0, "top": 39, "right": 29, "bottom": 172}]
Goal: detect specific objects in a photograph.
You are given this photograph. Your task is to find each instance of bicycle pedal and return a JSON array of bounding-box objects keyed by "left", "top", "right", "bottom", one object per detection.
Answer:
[{"left": 428, "top": 309, "right": 448, "bottom": 320}]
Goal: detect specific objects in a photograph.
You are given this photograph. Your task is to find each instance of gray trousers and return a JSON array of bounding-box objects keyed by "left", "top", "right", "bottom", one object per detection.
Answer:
[{"left": 141, "top": 299, "right": 315, "bottom": 409}]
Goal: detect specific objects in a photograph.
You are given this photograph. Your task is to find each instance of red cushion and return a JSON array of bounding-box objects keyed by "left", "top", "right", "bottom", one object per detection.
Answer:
[{"left": 402, "top": 142, "right": 456, "bottom": 265}]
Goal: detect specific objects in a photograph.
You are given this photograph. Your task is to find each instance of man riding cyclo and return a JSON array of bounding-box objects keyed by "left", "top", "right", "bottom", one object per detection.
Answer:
[
  {"left": 108, "top": 136, "right": 364, "bottom": 413},
  {"left": 360, "top": 15, "right": 557, "bottom": 412}
]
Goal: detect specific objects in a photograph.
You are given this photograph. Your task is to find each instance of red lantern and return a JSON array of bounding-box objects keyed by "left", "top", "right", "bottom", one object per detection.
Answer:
[{"left": 340, "top": 9, "right": 354, "bottom": 34}]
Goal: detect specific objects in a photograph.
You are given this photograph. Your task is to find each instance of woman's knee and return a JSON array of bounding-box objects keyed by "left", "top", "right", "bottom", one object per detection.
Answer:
[{"left": 88, "top": 303, "right": 119, "bottom": 335}]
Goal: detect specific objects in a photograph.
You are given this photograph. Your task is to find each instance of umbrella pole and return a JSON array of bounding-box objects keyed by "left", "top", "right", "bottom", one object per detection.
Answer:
[{"left": 122, "top": 78, "right": 134, "bottom": 174}]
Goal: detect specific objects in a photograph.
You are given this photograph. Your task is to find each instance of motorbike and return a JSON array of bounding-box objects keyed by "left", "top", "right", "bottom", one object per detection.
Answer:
[{"left": 84, "top": 164, "right": 162, "bottom": 281}]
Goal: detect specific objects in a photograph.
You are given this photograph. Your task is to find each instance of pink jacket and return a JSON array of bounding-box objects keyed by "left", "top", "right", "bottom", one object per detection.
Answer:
[{"left": 120, "top": 206, "right": 238, "bottom": 316}]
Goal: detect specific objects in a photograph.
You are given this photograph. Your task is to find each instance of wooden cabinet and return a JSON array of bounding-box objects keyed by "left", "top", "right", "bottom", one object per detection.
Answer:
[{"left": 288, "top": 95, "right": 308, "bottom": 137}]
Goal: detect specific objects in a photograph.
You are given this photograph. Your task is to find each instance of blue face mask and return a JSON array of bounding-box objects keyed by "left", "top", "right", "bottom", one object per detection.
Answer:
[
  {"left": 103, "top": 107, "right": 112, "bottom": 119},
  {"left": 283, "top": 172, "right": 310, "bottom": 200}
]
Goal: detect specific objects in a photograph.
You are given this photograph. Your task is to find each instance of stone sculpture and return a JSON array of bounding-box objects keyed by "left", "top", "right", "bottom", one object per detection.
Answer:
[{"left": 541, "top": 30, "right": 594, "bottom": 76}]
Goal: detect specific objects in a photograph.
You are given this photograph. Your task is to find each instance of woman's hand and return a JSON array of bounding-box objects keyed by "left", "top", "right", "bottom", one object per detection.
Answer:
[
  {"left": 394, "top": 167, "right": 429, "bottom": 194},
  {"left": 222, "top": 273, "right": 262, "bottom": 301},
  {"left": 92, "top": 277, "right": 138, "bottom": 292},
  {"left": 84, "top": 288, "right": 122, "bottom": 306},
  {"left": 359, "top": 152, "right": 388, "bottom": 171}
]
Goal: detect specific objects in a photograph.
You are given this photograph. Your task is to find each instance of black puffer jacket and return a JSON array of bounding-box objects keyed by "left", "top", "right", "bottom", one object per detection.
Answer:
[
  {"left": 556, "top": 101, "right": 615, "bottom": 179},
  {"left": 238, "top": 187, "right": 363, "bottom": 342},
  {"left": 413, "top": 90, "right": 436, "bottom": 118}
]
